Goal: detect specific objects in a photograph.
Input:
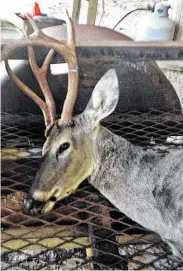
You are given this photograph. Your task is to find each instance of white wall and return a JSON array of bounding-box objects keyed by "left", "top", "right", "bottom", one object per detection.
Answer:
[{"left": 1, "top": 0, "right": 160, "bottom": 39}]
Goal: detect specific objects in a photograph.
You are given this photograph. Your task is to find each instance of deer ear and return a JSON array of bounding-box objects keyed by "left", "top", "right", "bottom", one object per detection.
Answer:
[{"left": 83, "top": 69, "right": 119, "bottom": 126}]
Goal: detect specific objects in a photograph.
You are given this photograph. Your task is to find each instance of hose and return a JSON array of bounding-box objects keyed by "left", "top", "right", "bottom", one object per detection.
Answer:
[{"left": 112, "top": 6, "right": 153, "bottom": 30}]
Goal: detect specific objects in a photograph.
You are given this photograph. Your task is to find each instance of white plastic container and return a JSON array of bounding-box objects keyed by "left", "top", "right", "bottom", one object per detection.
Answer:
[{"left": 136, "top": 1, "right": 175, "bottom": 41}]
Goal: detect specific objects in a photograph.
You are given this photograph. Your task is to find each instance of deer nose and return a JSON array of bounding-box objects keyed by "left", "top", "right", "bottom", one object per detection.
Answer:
[{"left": 23, "top": 193, "right": 43, "bottom": 214}]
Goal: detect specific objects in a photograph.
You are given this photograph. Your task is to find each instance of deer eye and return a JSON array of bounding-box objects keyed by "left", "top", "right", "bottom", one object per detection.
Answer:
[{"left": 57, "top": 143, "right": 70, "bottom": 156}]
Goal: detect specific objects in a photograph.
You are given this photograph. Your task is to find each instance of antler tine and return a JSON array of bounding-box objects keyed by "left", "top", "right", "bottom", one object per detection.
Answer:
[
  {"left": 27, "top": 46, "right": 56, "bottom": 123},
  {"left": 58, "top": 10, "right": 78, "bottom": 125},
  {"left": 26, "top": 12, "right": 63, "bottom": 44},
  {"left": 3, "top": 19, "right": 51, "bottom": 127},
  {"left": 25, "top": 13, "right": 56, "bottom": 123},
  {"left": 26, "top": 13, "right": 42, "bottom": 37},
  {"left": 4, "top": 57, "right": 50, "bottom": 126},
  {"left": 64, "top": 9, "right": 73, "bottom": 45}
]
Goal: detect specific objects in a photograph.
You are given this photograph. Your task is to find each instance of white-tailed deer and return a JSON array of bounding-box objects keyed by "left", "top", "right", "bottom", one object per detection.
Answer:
[{"left": 3, "top": 13, "right": 183, "bottom": 260}]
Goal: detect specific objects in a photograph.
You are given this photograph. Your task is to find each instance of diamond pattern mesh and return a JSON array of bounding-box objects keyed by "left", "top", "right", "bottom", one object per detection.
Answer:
[{"left": 1, "top": 111, "right": 183, "bottom": 270}]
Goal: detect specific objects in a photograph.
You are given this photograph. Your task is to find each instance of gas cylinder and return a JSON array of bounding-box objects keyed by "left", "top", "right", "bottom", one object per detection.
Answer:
[{"left": 136, "top": 1, "right": 175, "bottom": 41}]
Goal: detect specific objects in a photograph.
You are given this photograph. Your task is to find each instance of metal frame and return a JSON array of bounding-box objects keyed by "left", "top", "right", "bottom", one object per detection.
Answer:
[
  {"left": 1, "top": 41, "right": 183, "bottom": 61},
  {"left": 1, "top": 111, "right": 183, "bottom": 270}
]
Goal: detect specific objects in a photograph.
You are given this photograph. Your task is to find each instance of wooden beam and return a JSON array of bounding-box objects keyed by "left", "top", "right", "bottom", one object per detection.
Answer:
[
  {"left": 72, "top": 0, "right": 81, "bottom": 23},
  {"left": 1, "top": 226, "right": 91, "bottom": 252},
  {"left": 169, "top": 0, "right": 183, "bottom": 41},
  {"left": 1, "top": 226, "right": 159, "bottom": 252},
  {"left": 116, "top": 234, "right": 160, "bottom": 245}
]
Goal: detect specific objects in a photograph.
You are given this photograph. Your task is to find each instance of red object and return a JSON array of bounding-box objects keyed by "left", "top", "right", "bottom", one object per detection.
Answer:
[
  {"left": 18, "top": 2, "right": 42, "bottom": 20},
  {"left": 33, "top": 2, "right": 42, "bottom": 16}
]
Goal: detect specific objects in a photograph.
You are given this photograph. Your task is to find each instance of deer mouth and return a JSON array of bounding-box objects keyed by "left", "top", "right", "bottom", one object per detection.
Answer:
[
  {"left": 38, "top": 188, "right": 77, "bottom": 213},
  {"left": 22, "top": 193, "right": 58, "bottom": 214},
  {"left": 22, "top": 186, "right": 78, "bottom": 214}
]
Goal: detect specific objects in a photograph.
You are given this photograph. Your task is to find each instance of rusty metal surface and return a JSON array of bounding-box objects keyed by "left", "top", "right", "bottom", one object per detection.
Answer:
[
  {"left": 2, "top": 60, "right": 181, "bottom": 115},
  {"left": 1, "top": 40, "right": 183, "bottom": 61},
  {"left": 1, "top": 112, "right": 183, "bottom": 270}
]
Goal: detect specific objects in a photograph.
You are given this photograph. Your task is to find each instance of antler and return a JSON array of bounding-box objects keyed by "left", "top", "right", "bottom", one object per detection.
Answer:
[{"left": 3, "top": 10, "right": 78, "bottom": 127}]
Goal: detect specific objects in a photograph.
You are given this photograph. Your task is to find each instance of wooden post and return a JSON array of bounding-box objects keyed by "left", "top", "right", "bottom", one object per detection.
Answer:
[
  {"left": 72, "top": 0, "right": 81, "bottom": 23},
  {"left": 169, "top": 0, "right": 183, "bottom": 41},
  {"left": 87, "top": 0, "right": 98, "bottom": 24},
  {"left": 72, "top": 0, "right": 98, "bottom": 25}
]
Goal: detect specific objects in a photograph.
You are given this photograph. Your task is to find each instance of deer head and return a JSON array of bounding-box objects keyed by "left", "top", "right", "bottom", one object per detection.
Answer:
[{"left": 3, "top": 13, "right": 119, "bottom": 214}]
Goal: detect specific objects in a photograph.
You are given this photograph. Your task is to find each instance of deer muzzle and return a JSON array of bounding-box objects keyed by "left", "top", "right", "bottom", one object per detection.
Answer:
[{"left": 23, "top": 189, "right": 59, "bottom": 214}]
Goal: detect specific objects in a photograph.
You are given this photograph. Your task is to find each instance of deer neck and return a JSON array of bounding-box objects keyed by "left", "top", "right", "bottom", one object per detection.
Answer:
[{"left": 89, "top": 126, "right": 136, "bottom": 187}]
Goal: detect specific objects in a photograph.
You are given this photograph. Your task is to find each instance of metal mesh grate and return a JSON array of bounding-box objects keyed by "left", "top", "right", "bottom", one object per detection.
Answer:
[{"left": 1, "top": 111, "right": 183, "bottom": 270}]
